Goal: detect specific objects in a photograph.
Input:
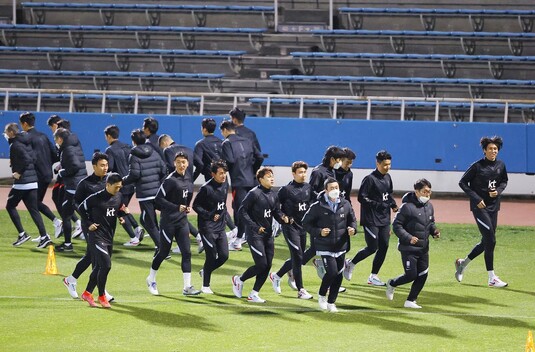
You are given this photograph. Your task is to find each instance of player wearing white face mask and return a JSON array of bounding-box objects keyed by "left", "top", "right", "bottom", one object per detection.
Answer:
[{"left": 302, "top": 178, "right": 357, "bottom": 312}]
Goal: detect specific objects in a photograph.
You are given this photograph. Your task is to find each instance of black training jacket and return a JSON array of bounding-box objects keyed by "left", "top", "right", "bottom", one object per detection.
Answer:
[
  {"left": 155, "top": 171, "right": 193, "bottom": 224},
  {"left": 235, "top": 124, "right": 261, "bottom": 152},
  {"left": 57, "top": 133, "right": 87, "bottom": 191},
  {"left": 238, "top": 185, "right": 286, "bottom": 237},
  {"left": 193, "top": 134, "right": 222, "bottom": 182},
  {"left": 302, "top": 191, "right": 357, "bottom": 253},
  {"left": 309, "top": 164, "right": 334, "bottom": 199},
  {"left": 9, "top": 132, "right": 38, "bottom": 186},
  {"left": 459, "top": 158, "right": 508, "bottom": 212},
  {"left": 393, "top": 192, "right": 437, "bottom": 253},
  {"left": 26, "top": 127, "right": 57, "bottom": 183},
  {"left": 335, "top": 167, "right": 353, "bottom": 202},
  {"left": 192, "top": 178, "right": 229, "bottom": 234},
  {"left": 105, "top": 139, "right": 135, "bottom": 195},
  {"left": 358, "top": 169, "right": 398, "bottom": 227},
  {"left": 277, "top": 180, "right": 313, "bottom": 226},
  {"left": 123, "top": 144, "right": 166, "bottom": 201},
  {"left": 79, "top": 188, "right": 125, "bottom": 243},
  {"left": 221, "top": 134, "right": 263, "bottom": 188}
]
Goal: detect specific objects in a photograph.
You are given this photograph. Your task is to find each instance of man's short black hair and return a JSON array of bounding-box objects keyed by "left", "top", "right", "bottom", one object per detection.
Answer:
[
  {"left": 130, "top": 129, "right": 146, "bottom": 146},
  {"left": 54, "top": 127, "right": 71, "bottom": 141},
  {"left": 91, "top": 152, "right": 109, "bottom": 165},
  {"left": 19, "top": 112, "right": 35, "bottom": 126},
  {"left": 5, "top": 122, "right": 19, "bottom": 134},
  {"left": 343, "top": 147, "right": 356, "bottom": 160},
  {"left": 57, "top": 119, "right": 71, "bottom": 131},
  {"left": 480, "top": 136, "right": 503, "bottom": 151},
  {"left": 229, "top": 107, "right": 246, "bottom": 122},
  {"left": 47, "top": 114, "right": 61, "bottom": 127},
  {"left": 324, "top": 177, "right": 339, "bottom": 189},
  {"left": 376, "top": 150, "right": 392, "bottom": 162},
  {"left": 202, "top": 118, "right": 216, "bottom": 133},
  {"left": 291, "top": 161, "right": 308, "bottom": 173},
  {"left": 414, "top": 178, "right": 432, "bottom": 191},
  {"left": 210, "top": 159, "right": 228, "bottom": 174},
  {"left": 143, "top": 117, "right": 159, "bottom": 134},
  {"left": 104, "top": 125, "right": 120, "bottom": 139},
  {"left": 220, "top": 120, "right": 235, "bottom": 131},
  {"left": 321, "top": 146, "right": 345, "bottom": 167},
  {"left": 174, "top": 151, "right": 188, "bottom": 161},
  {"left": 106, "top": 172, "right": 123, "bottom": 185}
]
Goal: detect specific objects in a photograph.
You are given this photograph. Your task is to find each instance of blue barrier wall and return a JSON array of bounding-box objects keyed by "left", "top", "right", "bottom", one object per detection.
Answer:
[{"left": 0, "top": 111, "right": 533, "bottom": 173}]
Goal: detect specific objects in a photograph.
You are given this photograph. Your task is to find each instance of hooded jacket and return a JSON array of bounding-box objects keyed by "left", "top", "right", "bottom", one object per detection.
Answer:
[
  {"left": 57, "top": 133, "right": 87, "bottom": 191},
  {"left": 9, "top": 132, "right": 38, "bottom": 187},
  {"left": 221, "top": 134, "right": 263, "bottom": 188},
  {"left": 393, "top": 191, "right": 437, "bottom": 253},
  {"left": 123, "top": 143, "right": 166, "bottom": 201},
  {"left": 302, "top": 191, "right": 357, "bottom": 253},
  {"left": 105, "top": 139, "right": 135, "bottom": 194},
  {"left": 193, "top": 134, "right": 222, "bottom": 182}
]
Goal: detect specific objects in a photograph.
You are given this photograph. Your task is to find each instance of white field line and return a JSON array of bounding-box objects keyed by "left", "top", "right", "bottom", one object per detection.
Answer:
[{"left": 0, "top": 295, "right": 534, "bottom": 319}]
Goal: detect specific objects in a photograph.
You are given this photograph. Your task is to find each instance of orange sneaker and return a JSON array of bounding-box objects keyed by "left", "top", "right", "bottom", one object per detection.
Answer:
[
  {"left": 98, "top": 295, "right": 111, "bottom": 308},
  {"left": 81, "top": 290, "right": 98, "bottom": 308}
]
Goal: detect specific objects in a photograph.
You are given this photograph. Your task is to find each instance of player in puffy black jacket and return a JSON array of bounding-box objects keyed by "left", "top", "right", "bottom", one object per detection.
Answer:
[{"left": 386, "top": 179, "right": 440, "bottom": 309}]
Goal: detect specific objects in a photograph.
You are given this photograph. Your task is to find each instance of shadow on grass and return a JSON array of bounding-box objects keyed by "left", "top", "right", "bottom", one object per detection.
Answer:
[{"left": 109, "top": 302, "right": 219, "bottom": 331}]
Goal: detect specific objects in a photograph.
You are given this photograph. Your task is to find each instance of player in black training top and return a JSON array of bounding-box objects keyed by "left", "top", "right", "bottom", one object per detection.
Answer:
[
  {"left": 455, "top": 136, "right": 509, "bottom": 288},
  {"left": 344, "top": 150, "right": 398, "bottom": 286},
  {"left": 192, "top": 160, "right": 230, "bottom": 294},
  {"left": 146, "top": 152, "right": 201, "bottom": 296},
  {"left": 79, "top": 173, "right": 126, "bottom": 308},
  {"left": 269, "top": 161, "right": 314, "bottom": 300},
  {"left": 231, "top": 167, "right": 290, "bottom": 303}
]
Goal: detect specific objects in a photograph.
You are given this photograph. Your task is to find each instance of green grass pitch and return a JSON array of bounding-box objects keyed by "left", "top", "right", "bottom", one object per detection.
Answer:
[{"left": 0, "top": 210, "right": 534, "bottom": 351}]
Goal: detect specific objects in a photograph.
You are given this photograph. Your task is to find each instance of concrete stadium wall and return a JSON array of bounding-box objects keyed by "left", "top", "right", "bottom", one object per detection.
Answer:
[{"left": 0, "top": 111, "right": 533, "bottom": 194}]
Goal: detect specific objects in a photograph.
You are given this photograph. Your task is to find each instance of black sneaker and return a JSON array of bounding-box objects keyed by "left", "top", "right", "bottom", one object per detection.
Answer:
[
  {"left": 55, "top": 242, "right": 73, "bottom": 252},
  {"left": 12, "top": 233, "right": 31, "bottom": 246},
  {"left": 37, "top": 236, "right": 52, "bottom": 249}
]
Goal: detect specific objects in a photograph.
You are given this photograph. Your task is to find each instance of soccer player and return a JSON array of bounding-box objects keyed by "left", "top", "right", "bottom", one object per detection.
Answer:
[
  {"left": 146, "top": 152, "right": 201, "bottom": 296},
  {"left": 455, "top": 136, "right": 509, "bottom": 288},
  {"left": 19, "top": 112, "right": 63, "bottom": 238},
  {"left": 104, "top": 125, "right": 145, "bottom": 246},
  {"left": 142, "top": 116, "right": 164, "bottom": 159},
  {"left": 122, "top": 129, "right": 166, "bottom": 248},
  {"left": 79, "top": 173, "right": 126, "bottom": 308},
  {"left": 231, "top": 167, "right": 290, "bottom": 303},
  {"left": 385, "top": 179, "right": 440, "bottom": 309},
  {"left": 229, "top": 107, "right": 261, "bottom": 153},
  {"left": 220, "top": 120, "right": 264, "bottom": 250},
  {"left": 344, "top": 150, "right": 398, "bottom": 286},
  {"left": 192, "top": 160, "right": 231, "bottom": 294},
  {"left": 4, "top": 123, "right": 52, "bottom": 248},
  {"left": 269, "top": 161, "right": 314, "bottom": 300},
  {"left": 63, "top": 152, "right": 113, "bottom": 300},
  {"left": 335, "top": 147, "right": 356, "bottom": 202},
  {"left": 302, "top": 178, "right": 357, "bottom": 312},
  {"left": 53, "top": 127, "right": 88, "bottom": 252}
]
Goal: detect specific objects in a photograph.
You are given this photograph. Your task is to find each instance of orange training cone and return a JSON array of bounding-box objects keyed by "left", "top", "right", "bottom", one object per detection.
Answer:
[
  {"left": 527, "top": 330, "right": 534, "bottom": 352},
  {"left": 43, "top": 245, "right": 59, "bottom": 275}
]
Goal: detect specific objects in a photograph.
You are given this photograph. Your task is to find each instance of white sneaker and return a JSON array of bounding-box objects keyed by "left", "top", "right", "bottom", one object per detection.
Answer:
[
  {"left": 196, "top": 235, "right": 204, "bottom": 254},
  {"left": 134, "top": 226, "right": 145, "bottom": 242},
  {"left": 386, "top": 279, "right": 395, "bottom": 300},
  {"left": 104, "top": 290, "right": 114, "bottom": 303},
  {"left": 231, "top": 275, "right": 243, "bottom": 298},
  {"left": 183, "top": 286, "right": 201, "bottom": 296},
  {"left": 318, "top": 295, "right": 328, "bottom": 310},
  {"left": 229, "top": 238, "right": 242, "bottom": 251},
  {"left": 313, "top": 258, "right": 326, "bottom": 279},
  {"left": 201, "top": 286, "right": 214, "bottom": 294},
  {"left": 404, "top": 300, "right": 422, "bottom": 309},
  {"left": 297, "top": 288, "right": 313, "bottom": 300},
  {"left": 338, "top": 286, "right": 347, "bottom": 293},
  {"left": 287, "top": 270, "right": 298, "bottom": 291},
  {"left": 72, "top": 221, "right": 83, "bottom": 239},
  {"left": 226, "top": 228, "right": 238, "bottom": 241},
  {"left": 172, "top": 246, "right": 181, "bottom": 254},
  {"left": 455, "top": 258, "right": 465, "bottom": 282},
  {"left": 247, "top": 292, "right": 266, "bottom": 303},
  {"left": 368, "top": 275, "right": 386, "bottom": 286},
  {"left": 488, "top": 276, "right": 508, "bottom": 288},
  {"left": 63, "top": 277, "right": 78, "bottom": 299},
  {"left": 343, "top": 259, "right": 355, "bottom": 281},
  {"left": 269, "top": 272, "right": 281, "bottom": 294},
  {"left": 327, "top": 303, "right": 338, "bottom": 313},
  {"left": 146, "top": 277, "right": 159, "bottom": 295},
  {"left": 123, "top": 238, "right": 140, "bottom": 247},
  {"left": 53, "top": 219, "right": 63, "bottom": 238}
]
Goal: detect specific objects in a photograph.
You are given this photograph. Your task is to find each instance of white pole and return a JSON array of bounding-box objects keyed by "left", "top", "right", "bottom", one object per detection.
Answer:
[
  {"left": 274, "top": 0, "right": 278, "bottom": 32},
  {"left": 329, "top": 0, "right": 333, "bottom": 30},
  {"left": 12, "top": 0, "right": 16, "bottom": 24}
]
